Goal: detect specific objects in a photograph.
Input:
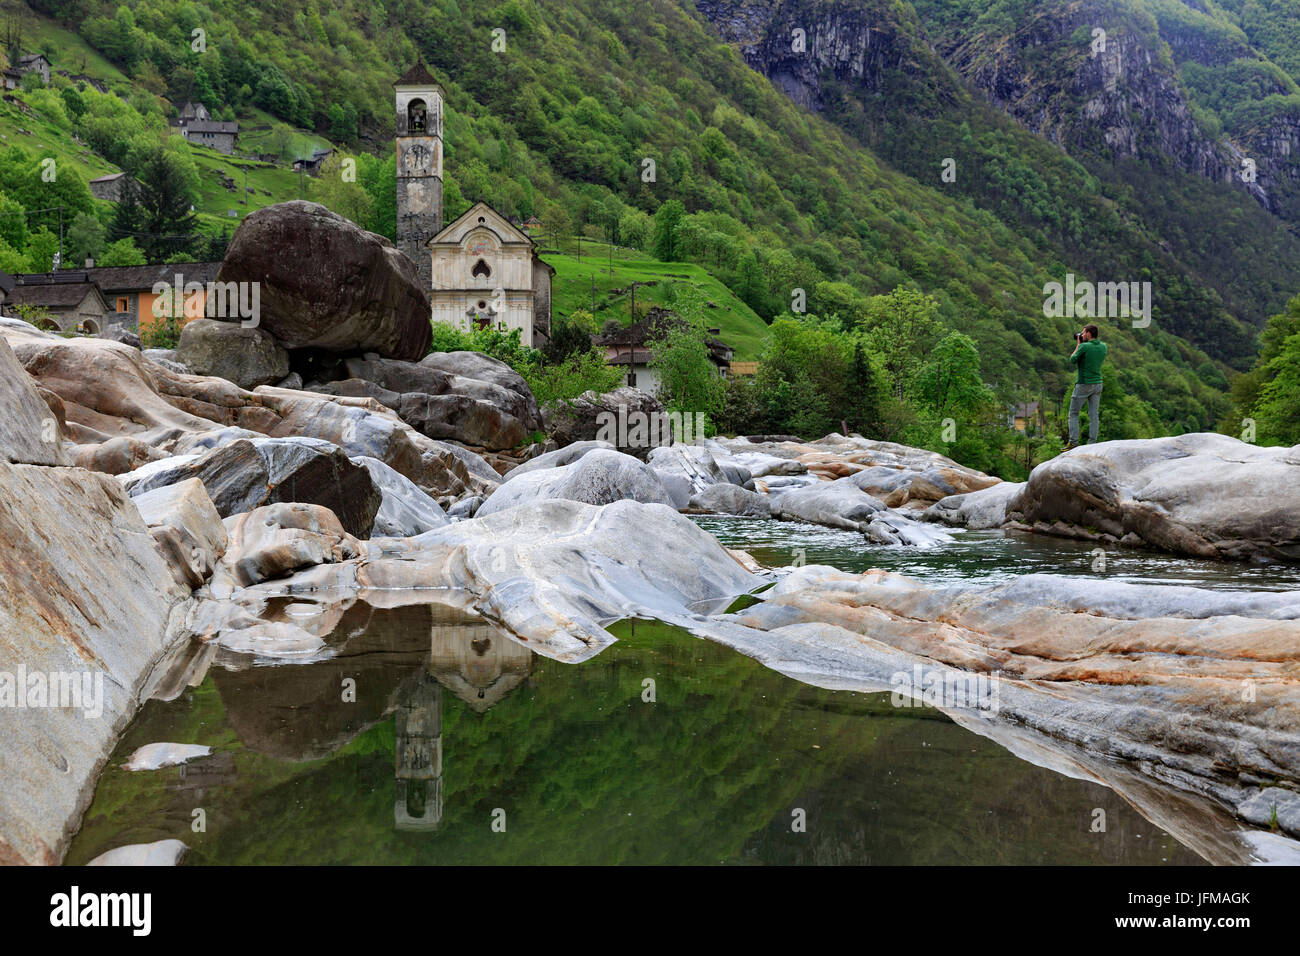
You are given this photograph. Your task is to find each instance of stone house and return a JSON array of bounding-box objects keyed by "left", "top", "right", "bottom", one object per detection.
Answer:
[
  {"left": 7, "top": 262, "right": 222, "bottom": 336},
  {"left": 180, "top": 119, "right": 238, "bottom": 154},
  {"left": 592, "top": 307, "right": 733, "bottom": 396},
  {"left": 89, "top": 261, "right": 222, "bottom": 333},
  {"left": 6, "top": 275, "right": 109, "bottom": 334},
  {"left": 88, "top": 171, "right": 128, "bottom": 202},
  {"left": 17, "top": 53, "right": 50, "bottom": 85}
]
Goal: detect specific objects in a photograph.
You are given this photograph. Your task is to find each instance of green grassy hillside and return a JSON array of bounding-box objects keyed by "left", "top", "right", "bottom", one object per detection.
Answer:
[{"left": 2, "top": 0, "right": 1292, "bottom": 438}]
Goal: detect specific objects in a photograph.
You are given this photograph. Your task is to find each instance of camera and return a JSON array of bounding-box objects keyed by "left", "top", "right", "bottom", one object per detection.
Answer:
[{"left": 1074, "top": 330, "right": 1085, "bottom": 343}]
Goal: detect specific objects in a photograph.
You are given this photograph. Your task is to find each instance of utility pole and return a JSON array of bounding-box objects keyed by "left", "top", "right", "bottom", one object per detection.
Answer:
[
  {"left": 590, "top": 274, "right": 596, "bottom": 315},
  {"left": 58, "top": 204, "right": 63, "bottom": 268}
]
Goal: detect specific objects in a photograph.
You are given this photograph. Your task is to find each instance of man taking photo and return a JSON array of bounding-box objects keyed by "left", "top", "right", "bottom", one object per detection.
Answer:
[{"left": 1066, "top": 323, "right": 1106, "bottom": 449}]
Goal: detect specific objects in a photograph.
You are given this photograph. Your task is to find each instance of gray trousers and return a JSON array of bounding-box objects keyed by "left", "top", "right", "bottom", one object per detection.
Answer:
[{"left": 1069, "top": 383, "right": 1103, "bottom": 443}]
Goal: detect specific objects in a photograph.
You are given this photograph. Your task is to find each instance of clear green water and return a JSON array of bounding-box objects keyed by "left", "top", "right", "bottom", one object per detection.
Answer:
[
  {"left": 69, "top": 517, "right": 1299, "bottom": 865},
  {"left": 692, "top": 515, "right": 1300, "bottom": 591},
  {"left": 67, "top": 602, "right": 1203, "bottom": 865}
]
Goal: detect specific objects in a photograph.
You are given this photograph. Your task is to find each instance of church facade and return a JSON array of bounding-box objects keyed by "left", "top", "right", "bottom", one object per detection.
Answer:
[{"left": 395, "top": 63, "right": 552, "bottom": 349}]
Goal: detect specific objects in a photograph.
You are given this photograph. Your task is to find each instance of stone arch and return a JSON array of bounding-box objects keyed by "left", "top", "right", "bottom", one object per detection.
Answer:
[
  {"left": 76, "top": 318, "right": 100, "bottom": 335},
  {"left": 471, "top": 259, "right": 491, "bottom": 280},
  {"left": 407, "top": 98, "right": 427, "bottom": 133}
]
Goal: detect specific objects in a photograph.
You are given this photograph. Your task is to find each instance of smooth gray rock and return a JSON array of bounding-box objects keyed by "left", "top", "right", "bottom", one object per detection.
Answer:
[
  {"left": 689, "top": 482, "right": 771, "bottom": 517},
  {"left": 420, "top": 350, "right": 542, "bottom": 426},
  {"left": 769, "top": 475, "right": 887, "bottom": 530},
  {"left": 142, "top": 349, "right": 190, "bottom": 375},
  {"left": 122, "top": 437, "right": 382, "bottom": 538},
  {"left": 0, "top": 459, "right": 190, "bottom": 865},
  {"left": 132, "top": 477, "right": 229, "bottom": 589},
  {"left": 501, "top": 440, "right": 615, "bottom": 482},
  {"left": 446, "top": 495, "right": 483, "bottom": 519},
  {"left": 351, "top": 456, "right": 450, "bottom": 537},
  {"left": 923, "top": 481, "right": 1024, "bottom": 530},
  {"left": 176, "top": 318, "right": 289, "bottom": 390},
  {"left": 477, "top": 448, "right": 674, "bottom": 517},
  {"left": 861, "top": 511, "right": 955, "bottom": 547},
  {"left": 1007, "top": 434, "right": 1300, "bottom": 560},
  {"left": 647, "top": 444, "right": 728, "bottom": 499},
  {"left": 122, "top": 743, "right": 212, "bottom": 771},
  {"left": 87, "top": 839, "right": 188, "bottom": 866},
  {"left": 0, "top": 337, "right": 68, "bottom": 466},
  {"left": 101, "top": 326, "right": 142, "bottom": 350}
]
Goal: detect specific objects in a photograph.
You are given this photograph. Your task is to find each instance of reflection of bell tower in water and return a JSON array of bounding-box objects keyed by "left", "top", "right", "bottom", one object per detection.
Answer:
[
  {"left": 394, "top": 605, "right": 535, "bottom": 832},
  {"left": 394, "top": 59, "right": 444, "bottom": 293}
]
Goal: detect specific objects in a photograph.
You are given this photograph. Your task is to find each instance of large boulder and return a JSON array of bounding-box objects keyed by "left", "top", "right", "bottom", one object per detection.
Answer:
[
  {"left": 769, "top": 475, "right": 887, "bottom": 531},
  {"left": 1006, "top": 434, "right": 1300, "bottom": 560},
  {"left": 351, "top": 456, "right": 450, "bottom": 537},
  {"left": 215, "top": 201, "right": 431, "bottom": 360},
  {"left": 924, "top": 481, "right": 1025, "bottom": 530},
  {"left": 133, "top": 477, "right": 229, "bottom": 589},
  {"left": 689, "top": 483, "right": 770, "bottom": 517},
  {"left": 176, "top": 318, "right": 289, "bottom": 390},
  {"left": 543, "top": 387, "right": 673, "bottom": 460},
  {"left": 476, "top": 448, "right": 674, "bottom": 516},
  {"left": 421, "top": 351, "right": 542, "bottom": 424},
  {"left": 0, "top": 457, "right": 190, "bottom": 865},
  {"left": 0, "top": 337, "right": 68, "bottom": 466},
  {"left": 121, "top": 437, "right": 382, "bottom": 538}
]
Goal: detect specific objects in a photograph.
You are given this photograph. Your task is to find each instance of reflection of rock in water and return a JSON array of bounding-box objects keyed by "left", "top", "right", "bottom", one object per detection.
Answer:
[{"left": 395, "top": 605, "right": 535, "bottom": 831}]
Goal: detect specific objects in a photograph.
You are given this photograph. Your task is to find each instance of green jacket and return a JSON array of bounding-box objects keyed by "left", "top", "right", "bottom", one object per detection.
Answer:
[{"left": 1070, "top": 339, "right": 1107, "bottom": 385}]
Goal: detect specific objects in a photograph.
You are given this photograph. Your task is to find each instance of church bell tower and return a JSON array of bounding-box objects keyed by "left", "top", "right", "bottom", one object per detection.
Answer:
[{"left": 394, "top": 60, "right": 444, "bottom": 293}]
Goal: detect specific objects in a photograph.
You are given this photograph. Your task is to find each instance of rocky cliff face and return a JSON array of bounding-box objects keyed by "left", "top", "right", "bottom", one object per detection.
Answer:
[
  {"left": 693, "top": 0, "right": 1275, "bottom": 213},
  {"left": 696, "top": 0, "right": 938, "bottom": 112}
]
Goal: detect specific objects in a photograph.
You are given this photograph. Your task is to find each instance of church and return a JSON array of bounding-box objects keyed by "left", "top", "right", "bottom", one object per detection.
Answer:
[{"left": 395, "top": 61, "right": 553, "bottom": 348}]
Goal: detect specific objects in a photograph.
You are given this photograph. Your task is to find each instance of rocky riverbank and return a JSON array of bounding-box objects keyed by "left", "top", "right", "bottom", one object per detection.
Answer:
[{"left": 2, "top": 200, "right": 1298, "bottom": 865}]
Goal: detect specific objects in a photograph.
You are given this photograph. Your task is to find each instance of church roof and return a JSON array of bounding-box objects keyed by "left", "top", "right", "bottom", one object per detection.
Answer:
[
  {"left": 395, "top": 59, "right": 441, "bottom": 88},
  {"left": 429, "top": 200, "right": 534, "bottom": 247}
]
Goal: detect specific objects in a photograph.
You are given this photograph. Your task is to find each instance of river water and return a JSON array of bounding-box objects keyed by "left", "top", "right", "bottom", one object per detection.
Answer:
[{"left": 65, "top": 520, "right": 1300, "bottom": 865}]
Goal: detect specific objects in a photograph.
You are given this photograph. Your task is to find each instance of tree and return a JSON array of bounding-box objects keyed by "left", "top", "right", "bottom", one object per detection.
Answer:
[
  {"left": 25, "top": 227, "right": 58, "bottom": 272},
  {"left": 910, "top": 331, "right": 988, "bottom": 422},
  {"left": 98, "top": 237, "right": 147, "bottom": 266},
  {"left": 651, "top": 199, "right": 685, "bottom": 262},
  {"left": 733, "top": 249, "right": 769, "bottom": 318},
  {"left": 648, "top": 290, "right": 724, "bottom": 425},
  {"left": 0, "top": 190, "right": 26, "bottom": 251},
  {"left": 847, "top": 340, "right": 885, "bottom": 436},
  {"left": 862, "top": 287, "right": 947, "bottom": 397},
  {"left": 116, "top": 139, "right": 201, "bottom": 260},
  {"left": 310, "top": 153, "right": 373, "bottom": 226},
  {"left": 66, "top": 211, "right": 106, "bottom": 266},
  {"left": 543, "top": 309, "right": 597, "bottom": 365}
]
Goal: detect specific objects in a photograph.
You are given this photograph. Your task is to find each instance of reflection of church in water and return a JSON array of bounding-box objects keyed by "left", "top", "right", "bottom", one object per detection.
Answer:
[{"left": 394, "top": 604, "right": 534, "bottom": 831}]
